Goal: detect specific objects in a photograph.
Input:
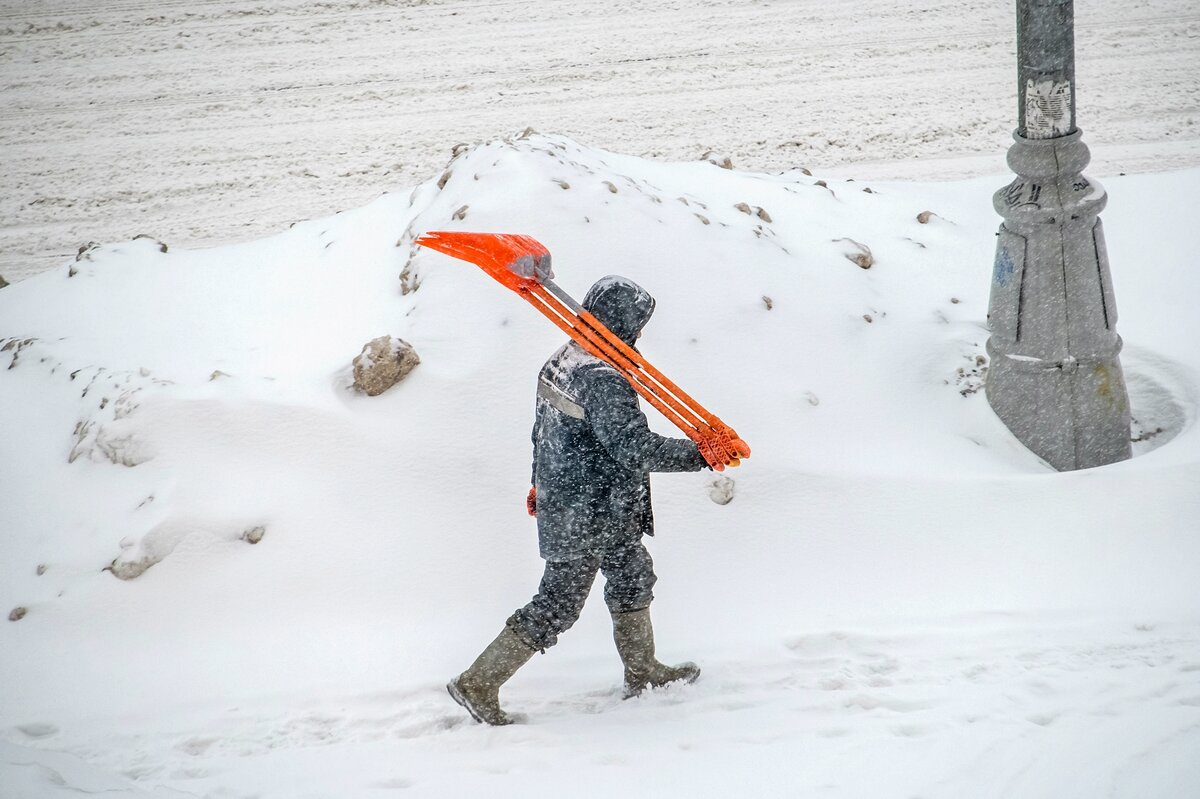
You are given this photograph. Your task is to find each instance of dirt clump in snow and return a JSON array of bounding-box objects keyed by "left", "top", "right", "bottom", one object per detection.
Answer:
[
  {"left": 109, "top": 557, "right": 153, "bottom": 581},
  {"left": 835, "top": 238, "right": 874, "bottom": 269},
  {"left": 353, "top": 336, "right": 420, "bottom": 396},
  {"left": 2, "top": 337, "right": 36, "bottom": 369},
  {"left": 132, "top": 234, "right": 168, "bottom": 252},
  {"left": 952, "top": 354, "right": 989, "bottom": 396},
  {"left": 702, "top": 151, "right": 734, "bottom": 169}
]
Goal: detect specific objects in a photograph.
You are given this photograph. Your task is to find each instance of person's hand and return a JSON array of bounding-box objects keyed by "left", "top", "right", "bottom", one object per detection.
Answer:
[
  {"left": 526, "top": 485, "right": 537, "bottom": 516},
  {"left": 698, "top": 436, "right": 751, "bottom": 471},
  {"left": 726, "top": 438, "right": 751, "bottom": 468}
]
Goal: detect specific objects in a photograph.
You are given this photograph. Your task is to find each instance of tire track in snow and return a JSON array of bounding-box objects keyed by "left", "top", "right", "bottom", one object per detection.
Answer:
[
  {"left": 1, "top": 0, "right": 1197, "bottom": 282},
  {"left": 3, "top": 14, "right": 1195, "bottom": 121}
]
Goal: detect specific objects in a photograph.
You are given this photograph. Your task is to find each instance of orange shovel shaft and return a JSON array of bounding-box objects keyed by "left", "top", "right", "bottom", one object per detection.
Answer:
[
  {"left": 528, "top": 284, "right": 716, "bottom": 436},
  {"left": 412, "top": 230, "right": 749, "bottom": 466},
  {"left": 520, "top": 287, "right": 707, "bottom": 440},
  {"left": 541, "top": 279, "right": 723, "bottom": 430},
  {"left": 524, "top": 286, "right": 745, "bottom": 469},
  {"left": 537, "top": 280, "right": 746, "bottom": 461}
]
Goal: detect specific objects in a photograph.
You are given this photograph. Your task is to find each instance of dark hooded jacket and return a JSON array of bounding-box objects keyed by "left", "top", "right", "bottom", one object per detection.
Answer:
[{"left": 530, "top": 276, "right": 706, "bottom": 560}]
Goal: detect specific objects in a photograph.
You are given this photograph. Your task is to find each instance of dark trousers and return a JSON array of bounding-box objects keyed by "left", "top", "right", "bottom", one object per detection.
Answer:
[{"left": 507, "top": 541, "right": 657, "bottom": 651}]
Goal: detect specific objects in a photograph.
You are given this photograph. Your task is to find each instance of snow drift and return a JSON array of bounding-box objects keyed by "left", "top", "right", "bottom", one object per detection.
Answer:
[{"left": 1, "top": 134, "right": 1198, "bottom": 797}]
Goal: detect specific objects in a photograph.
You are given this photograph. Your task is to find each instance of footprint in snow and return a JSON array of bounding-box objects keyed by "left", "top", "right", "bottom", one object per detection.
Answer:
[{"left": 15, "top": 723, "right": 59, "bottom": 739}]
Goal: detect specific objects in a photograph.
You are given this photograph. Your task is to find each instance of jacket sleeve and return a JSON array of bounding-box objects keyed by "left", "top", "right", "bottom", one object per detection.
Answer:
[{"left": 584, "top": 369, "right": 707, "bottom": 473}]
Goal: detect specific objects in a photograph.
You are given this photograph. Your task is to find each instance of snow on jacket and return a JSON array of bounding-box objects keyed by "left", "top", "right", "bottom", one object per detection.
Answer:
[{"left": 530, "top": 276, "right": 706, "bottom": 560}]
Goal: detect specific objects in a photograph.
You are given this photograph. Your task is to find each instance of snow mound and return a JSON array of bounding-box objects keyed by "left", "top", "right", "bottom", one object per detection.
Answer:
[{"left": 1, "top": 134, "right": 1198, "bottom": 797}]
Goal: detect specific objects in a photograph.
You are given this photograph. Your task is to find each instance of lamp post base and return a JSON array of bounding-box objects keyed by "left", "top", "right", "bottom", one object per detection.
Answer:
[{"left": 985, "top": 130, "right": 1131, "bottom": 471}]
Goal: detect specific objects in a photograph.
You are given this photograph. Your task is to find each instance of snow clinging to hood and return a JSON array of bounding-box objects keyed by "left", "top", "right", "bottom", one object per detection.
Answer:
[{"left": 581, "top": 275, "right": 656, "bottom": 345}]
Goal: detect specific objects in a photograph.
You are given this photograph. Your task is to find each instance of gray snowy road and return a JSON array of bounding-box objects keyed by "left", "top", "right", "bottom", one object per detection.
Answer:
[{"left": 2, "top": 0, "right": 1198, "bottom": 282}]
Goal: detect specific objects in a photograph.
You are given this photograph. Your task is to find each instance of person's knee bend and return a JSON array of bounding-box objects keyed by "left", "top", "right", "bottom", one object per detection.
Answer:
[
  {"left": 506, "top": 599, "right": 587, "bottom": 651},
  {"left": 603, "top": 570, "right": 656, "bottom": 614},
  {"left": 601, "top": 543, "right": 657, "bottom": 614}
]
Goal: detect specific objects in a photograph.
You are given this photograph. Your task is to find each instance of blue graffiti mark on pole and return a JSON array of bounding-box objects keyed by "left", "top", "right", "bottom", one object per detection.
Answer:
[{"left": 994, "top": 248, "right": 1015, "bottom": 286}]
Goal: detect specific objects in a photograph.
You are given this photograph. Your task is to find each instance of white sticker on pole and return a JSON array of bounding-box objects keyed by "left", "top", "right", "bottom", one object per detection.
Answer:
[{"left": 1024, "top": 79, "right": 1072, "bottom": 139}]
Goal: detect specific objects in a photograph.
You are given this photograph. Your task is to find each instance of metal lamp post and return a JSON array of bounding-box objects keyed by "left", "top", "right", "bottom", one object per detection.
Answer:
[{"left": 985, "top": 0, "right": 1132, "bottom": 471}]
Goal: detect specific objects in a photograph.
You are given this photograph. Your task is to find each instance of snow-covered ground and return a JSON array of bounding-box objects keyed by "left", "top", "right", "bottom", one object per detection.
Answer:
[
  {"left": 3, "top": 130, "right": 1199, "bottom": 796},
  {"left": 2, "top": 0, "right": 1198, "bottom": 282},
  {"left": 3, "top": 2, "right": 1200, "bottom": 797}
]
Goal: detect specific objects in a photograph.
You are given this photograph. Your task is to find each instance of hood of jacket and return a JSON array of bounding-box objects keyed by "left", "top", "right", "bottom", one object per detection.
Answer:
[{"left": 581, "top": 275, "right": 656, "bottom": 346}]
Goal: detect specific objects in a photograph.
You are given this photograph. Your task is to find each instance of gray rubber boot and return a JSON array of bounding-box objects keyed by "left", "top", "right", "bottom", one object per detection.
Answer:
[
  {"left": 611, "top": 608, "right": 700, "bottom": 698},
  {"left": 447, "top": 626, "right": 536, "bottom": 726}
]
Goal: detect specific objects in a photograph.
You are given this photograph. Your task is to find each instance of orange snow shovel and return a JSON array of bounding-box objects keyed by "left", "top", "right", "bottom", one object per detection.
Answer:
[{"left": 415, "top": 231, "right": 750, "bottom": 470}]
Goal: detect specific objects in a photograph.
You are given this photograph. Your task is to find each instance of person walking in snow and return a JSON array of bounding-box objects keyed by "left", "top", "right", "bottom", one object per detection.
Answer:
[{"left": 448, "top": 275, "right": 710, "bottom": 726}]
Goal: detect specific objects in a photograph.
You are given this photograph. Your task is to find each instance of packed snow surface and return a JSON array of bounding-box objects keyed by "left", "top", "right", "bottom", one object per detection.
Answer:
[
  {"left": 2, "top": 130, "right": 1199, "bottom": 796},
  {"left": 2, "top": 0, "right": 1199, "bottom": 282},
  {"left": 3, "top": 1, "right": 1200, "bottom": 794}
]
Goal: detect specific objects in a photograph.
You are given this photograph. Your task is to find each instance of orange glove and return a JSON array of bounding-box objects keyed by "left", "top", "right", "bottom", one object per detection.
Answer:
[{"left": 526, "top": 486, "right": 537, "bottom": 517}]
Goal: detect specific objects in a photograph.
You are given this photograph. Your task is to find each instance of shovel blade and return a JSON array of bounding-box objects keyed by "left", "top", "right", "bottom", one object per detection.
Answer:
[{"left": 416, "top": 231, "right": 553, "bottom": 291}]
